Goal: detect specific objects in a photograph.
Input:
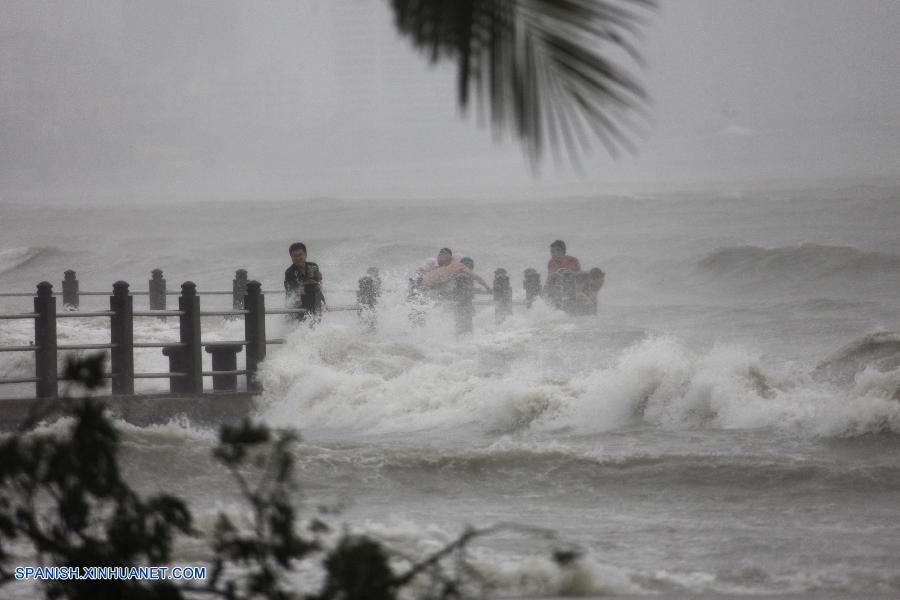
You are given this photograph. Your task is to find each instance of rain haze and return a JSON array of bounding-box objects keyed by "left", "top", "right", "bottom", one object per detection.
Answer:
[
  {"left": 2, "top": 0, "right": 899, "bottom": 201},
  {"left": 1, "top": 2, "right": 900, "bottom": 599}
]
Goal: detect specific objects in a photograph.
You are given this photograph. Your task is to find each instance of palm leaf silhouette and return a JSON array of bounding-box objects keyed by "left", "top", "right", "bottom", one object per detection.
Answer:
[{"left": 391, "top": 0, "right": 656, "bottom": 169}]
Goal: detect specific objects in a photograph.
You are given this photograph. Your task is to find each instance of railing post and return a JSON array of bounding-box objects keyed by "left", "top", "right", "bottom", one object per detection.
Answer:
[
  {"left": 454, "top": 274, "right": 474, "bottom": 334},
  {"left": 561, "top": 270, "right": 577, "bottom": 314},
  {"left": 407, "top": 276, "right": 426, "bottom": 326},
  {"left": 34, "top": 281, "right": 58, "bottom": 399},
  {"left": 571, "top": 272, "right": 591, "bottom": 316},
  {"left": 206, "top": 345, "right": 243, "bottom": 391},
  {"left": 366, "top": 267, "right": 382, "bottom": 297},
  {"left": 244, "top": 281, "right": 266, "bottom": 392},
  {"left": 229, "top": 269, "right": 248, "bottom": 322},
  {"left": 357, "top": 275, "right": 377, "bottom": 330},
  {"left": 546, "top": 273, "right": 563, "bottom": 310},
  {"left": 493, "top": 268, "right": 512, "bottom": 323},
  {"left": 62, "top": 270, "right": 79, "bottom": 310},
  {"left": 149, "top": 269, "right": 166, "bottom": 311},
  {"left": 178, "top": 282, "right": 203, "bottom": 394},
  {"left": 162, "top": 346, "right": 188, "bottom": 393},
  {"left": 233, "top": 269, "right": 248, "bottom": 310},
  {"left": 110, "top": 281, "right": 134, "bottom": 395},
  {"left": 524, "top": 268, "right": 541, "bottom": 309}
]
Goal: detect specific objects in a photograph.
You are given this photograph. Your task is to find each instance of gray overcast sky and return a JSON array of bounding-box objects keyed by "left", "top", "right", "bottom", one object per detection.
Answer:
[{"left": 1, "top": 0, "right": 899, "bottom": 202}]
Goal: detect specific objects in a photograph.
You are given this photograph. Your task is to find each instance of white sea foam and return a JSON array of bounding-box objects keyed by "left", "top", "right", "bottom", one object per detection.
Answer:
[
  {"left": 344, "top": 518, "right": 649, "bottom": 597},
  {"left": 552, "top": 337, "right": 900, "bottom": 437},
  {"left": 258, "top": 291, "right": 900, "bottom": 438},
  {"left": 3, "top": 192, "right": 900, "bottom": 597},
  {"left": 4, "top": 285, "right": 897, "bottom": 439}
]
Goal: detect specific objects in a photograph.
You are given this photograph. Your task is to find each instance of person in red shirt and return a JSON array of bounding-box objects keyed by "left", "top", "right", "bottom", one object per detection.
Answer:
[{"left": 547, "top": 240, "right": 581, "bottom": 274}]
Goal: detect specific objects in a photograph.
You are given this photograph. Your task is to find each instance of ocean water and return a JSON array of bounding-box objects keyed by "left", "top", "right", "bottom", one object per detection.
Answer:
[{"left": 1, "top": 185, "right": 899, "bottom": 598}]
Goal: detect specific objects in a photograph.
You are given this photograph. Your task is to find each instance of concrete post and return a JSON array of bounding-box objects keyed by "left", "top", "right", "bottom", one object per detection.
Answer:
[
  {"left": 229, "top": 269, "right": 248, "bottom": 322},
  {"left": 357, "top": 275, "right": 377, "bottom": 330},
  {"left": 149, "top": 269, "right": 166, "bottom": 311},
  {"left": 233, "top": 269, "right": 248, "bottom": 311},
  {"left": 545, "top": 273, "right": 563, "bottom": 310},
  {"left": 205, "top": 345, "right": 243, "bottom": 391},
  {"left": 178, "top": 282, "right": 203, "bottom": 394},
  {"left": 110, "top": 281, "right": 134, "bottom": 395},
  {"left": 407, "top": 276, "right": 426, "bottom": 326},
  {"left": 62, "top": 270, "right": 79, "bottom": 310},
  {"left": 34, "top": 282, "right": 58, "bottom": 399},
  {"left": 162, "top": 346, "right": 189, "bottom": 393},
  {"left": 244, "top": 281, "right": 266, "bottom": 392},
  {"left": 493, "top": 268, "right": 512, "bottom": 323},
  {"left": 561, "top": 270, "right": 577, "bottom": 314},
  {"left": 524, "top": 268, "right": 541, "bottom": 309},
  {"left": 454, "top": 274, "right": 474, "bottom": 334},
  {"left": 366, "top": 267, "right": 382, "bottom": 297}
]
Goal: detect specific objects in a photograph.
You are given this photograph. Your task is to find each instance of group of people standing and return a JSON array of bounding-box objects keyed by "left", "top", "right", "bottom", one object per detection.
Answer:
[{"left": 283, "top": 239, "right": 605, "bottom": 316}]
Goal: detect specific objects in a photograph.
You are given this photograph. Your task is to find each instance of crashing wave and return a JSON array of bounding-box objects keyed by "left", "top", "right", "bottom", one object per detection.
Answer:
[
  {"left": 814, "top": 331, "right": 900, "bottom": 387},
  {"left": 0, "top": 246, "right": 52, "bottom": 276},
  {"left": 696, "top": 243, "right": 900, "bottom": 281}
]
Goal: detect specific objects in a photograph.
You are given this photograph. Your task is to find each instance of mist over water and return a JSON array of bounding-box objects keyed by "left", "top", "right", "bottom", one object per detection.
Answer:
[
  {"left": 3, "top": 0, "right": 900, "bottom": 595},
  {"left": 2, "top": 187, "right": 899, "bottom": 597},
  {"left": 4, "top": 0, "right": 900, "bottom": 199}
]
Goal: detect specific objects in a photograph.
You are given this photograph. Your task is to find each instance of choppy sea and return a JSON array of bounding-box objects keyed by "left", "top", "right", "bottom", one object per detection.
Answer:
[{"left": 1, "top": 185, "right": 899, "bottom": 597}]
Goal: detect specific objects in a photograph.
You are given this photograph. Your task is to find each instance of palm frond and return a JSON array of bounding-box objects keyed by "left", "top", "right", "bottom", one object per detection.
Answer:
[{"left": 391, "top": 0, "right": 656, "bottom": 167}]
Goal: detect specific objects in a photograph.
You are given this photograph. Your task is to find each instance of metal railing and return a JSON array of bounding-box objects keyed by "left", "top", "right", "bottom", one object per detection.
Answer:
[
  {"left": 0, "top": 280, "right": 287, "bottom": 399},
  {"left": 1, "top": 265, "right": 548, "bottom": 401},
  {"left": 0, "top": 266, "right": 389, "bottom": 400},
  {"left": 0, "top": 268, "right": 349, "bottom": 311}
]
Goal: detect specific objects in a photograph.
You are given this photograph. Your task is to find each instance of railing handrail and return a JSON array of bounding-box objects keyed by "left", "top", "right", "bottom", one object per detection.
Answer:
[
  {"left": 0, "top": 376, "right": 40, "bottom": 384},
  {"left": 264, "top": 308, "right": 307, "bottom": 315},
  {"left": 133, "top": 310, "right": 185, "bottom": 317},
  {"left": 0, "top": 265, "right": 529, "bottom": 396},
  {"left": 201, "top": 369, "right": 248, "bottom": 377},
  {"left": 2, "top": 290, "right": 248, "bottom": 297},
  {"left": 134, "top": 372, "right": 185, "bottom": 379},
  {"left": 58, "top": 343, "right": 115, "bottom": 350},
  {"left": 325, "top": 304, "right": 359, "bottom": 312},
  {"left": 2, "top": 288, "right": 358, "bottom": 297},
  {"left": 0, "top": 307, "right": 327, "bottom": 319}
]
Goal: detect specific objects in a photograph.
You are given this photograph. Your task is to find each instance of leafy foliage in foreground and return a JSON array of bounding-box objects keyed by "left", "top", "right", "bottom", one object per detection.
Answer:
[
  {"left": 0, "top": 356, "right": 191, "bottom": 600},
  {"left": 0, "top": 355, "right": 578, "bottom": 599}
]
